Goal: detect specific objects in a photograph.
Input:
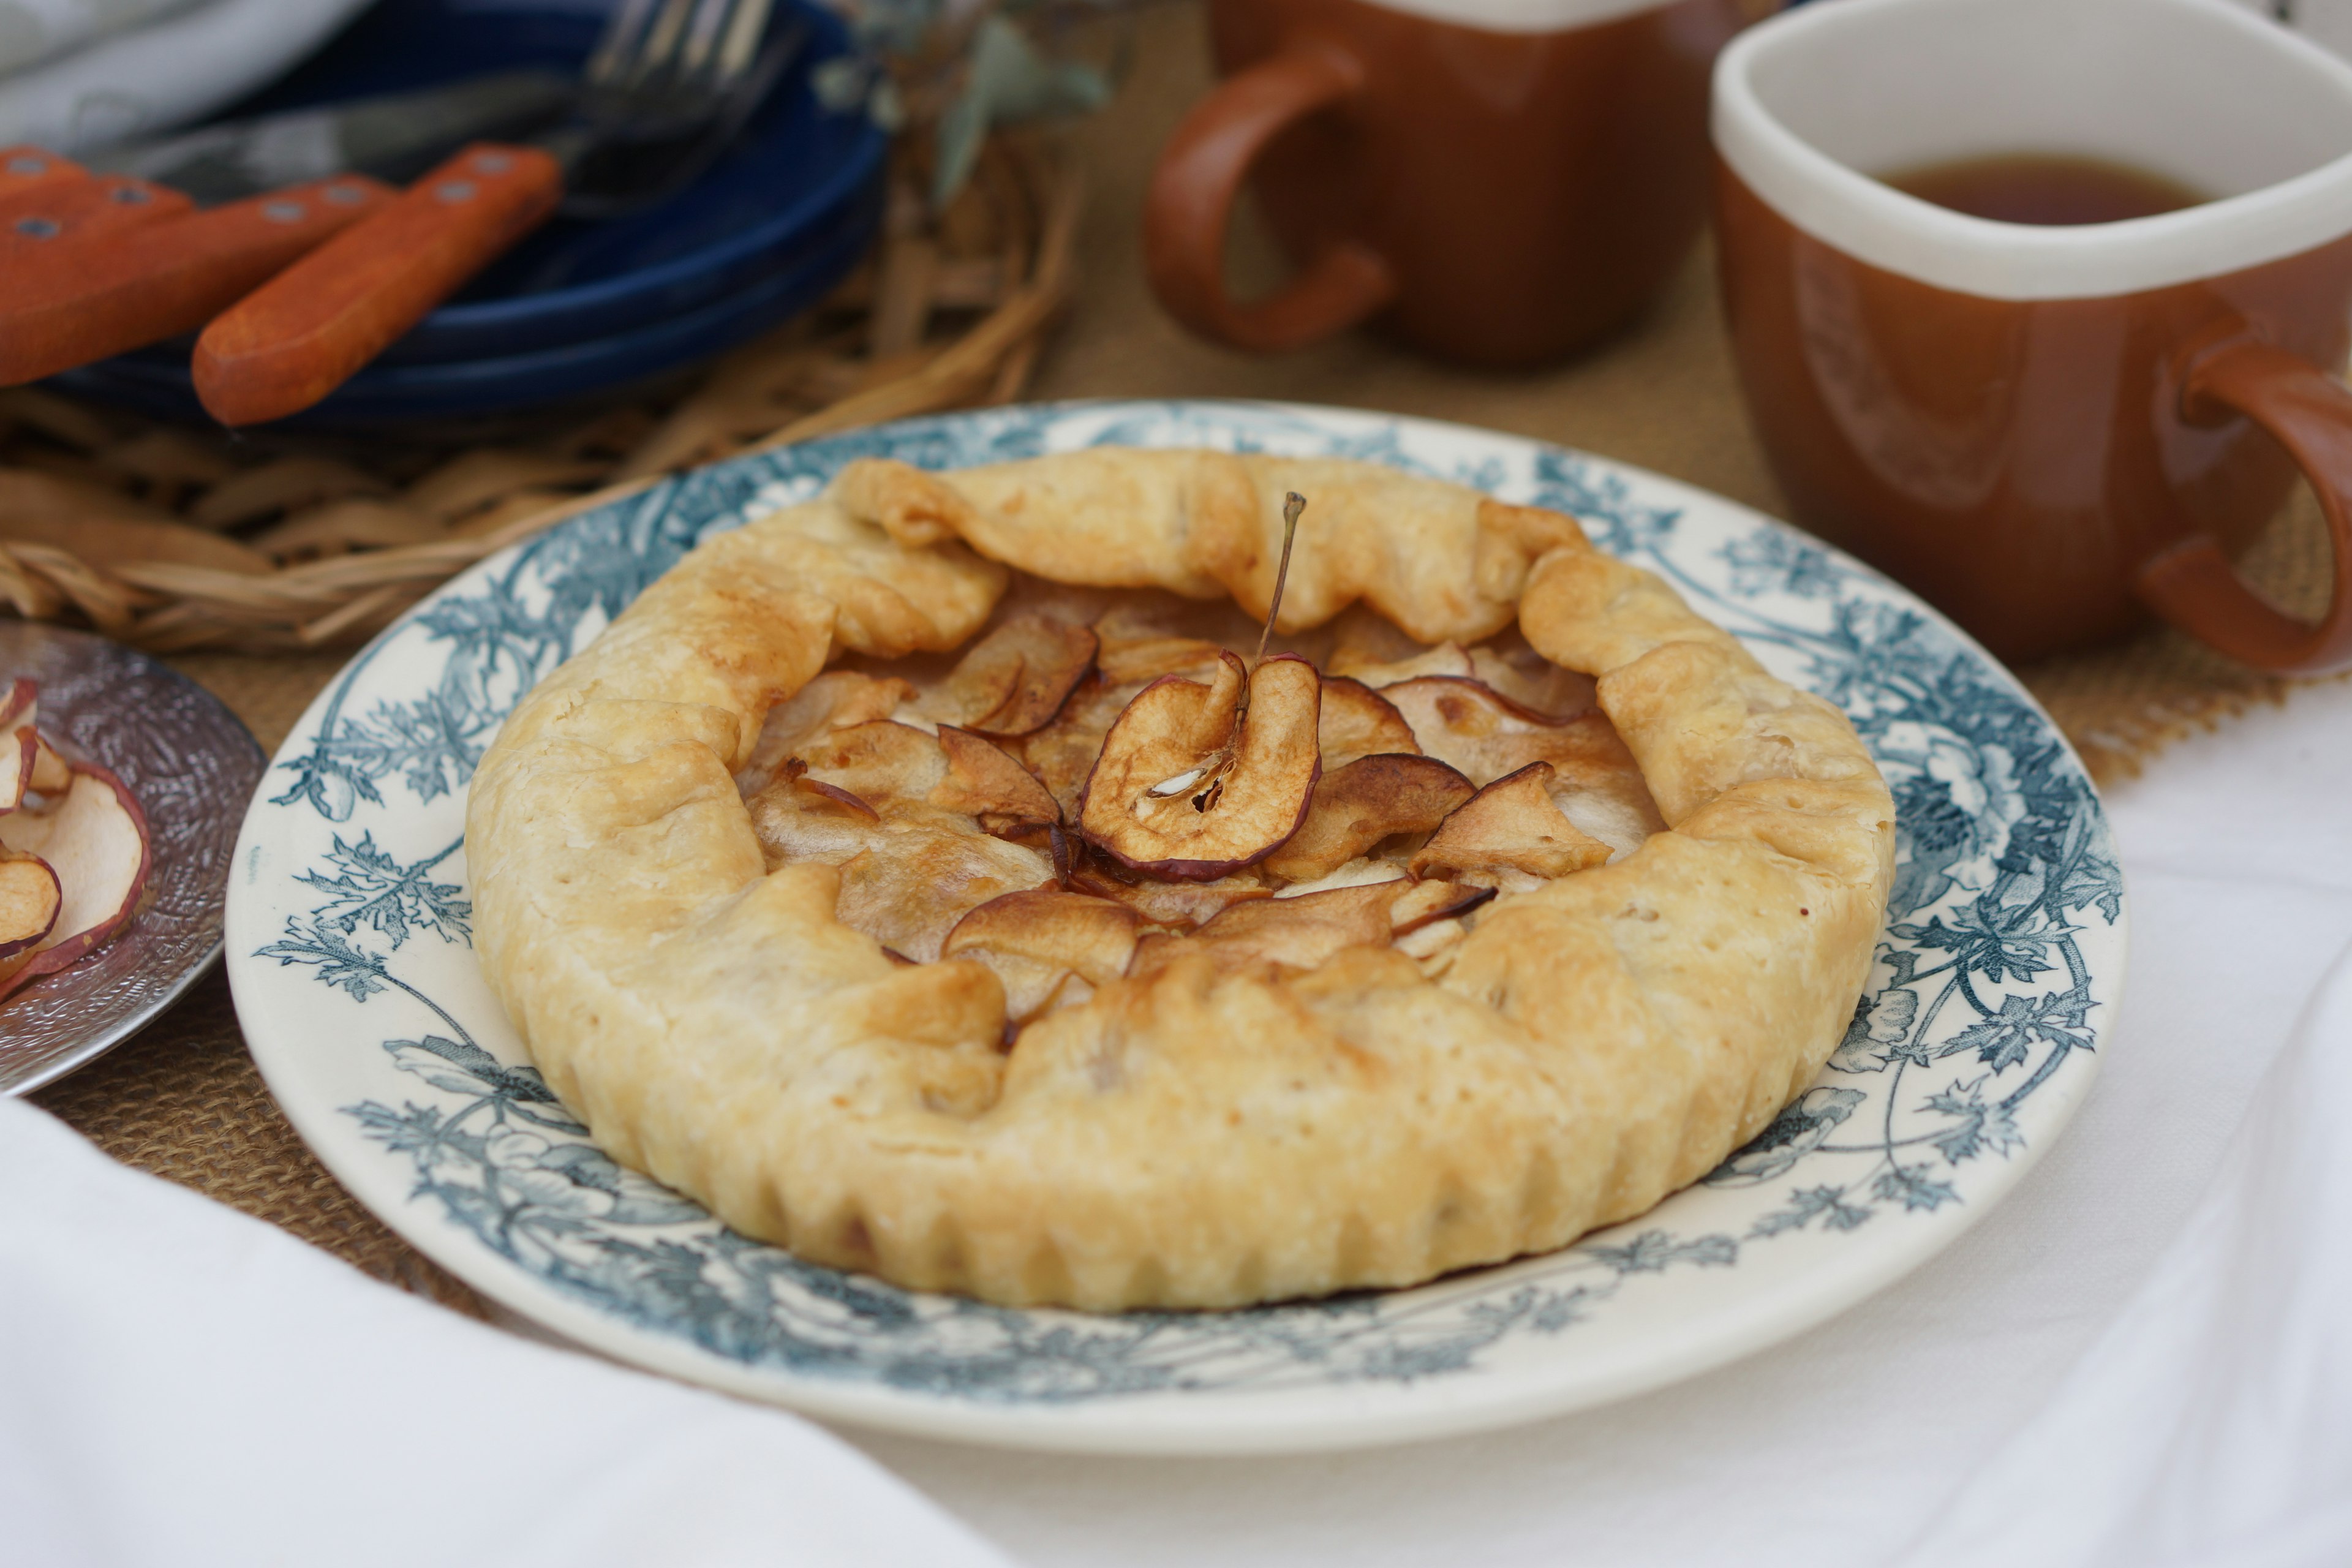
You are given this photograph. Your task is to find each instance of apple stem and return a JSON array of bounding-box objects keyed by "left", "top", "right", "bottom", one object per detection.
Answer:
[{"left": 1254, "top": 492, "right": 1305, "bottom": 675}]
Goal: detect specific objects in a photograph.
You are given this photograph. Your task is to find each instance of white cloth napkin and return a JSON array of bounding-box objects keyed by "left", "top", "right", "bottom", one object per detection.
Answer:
[
  {"left": 0, "top": 0, "right": 371, "bottom": 152},
  {"left": 1898, "top": 933, "right": 2352, "bottom": 1567},
  {"left": 843, "top": 679, "right": 2352, "bottom": 1567},
  {"left": 0, "top": 0, "right": 208, "bottom": 78},
  {"left": 0, "top": 1099, "right": 1013, "bottom": 1568}
]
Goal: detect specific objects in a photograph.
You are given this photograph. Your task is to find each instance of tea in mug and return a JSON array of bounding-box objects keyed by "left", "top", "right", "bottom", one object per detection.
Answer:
[{"left": 1879, "top": 153, "right": 2211, "bottom": 225}]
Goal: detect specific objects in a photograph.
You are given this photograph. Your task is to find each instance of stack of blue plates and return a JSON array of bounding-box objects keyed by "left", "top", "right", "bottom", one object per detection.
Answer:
[{"left": 52, "top": 0, "right": 889, "bottom": 428}]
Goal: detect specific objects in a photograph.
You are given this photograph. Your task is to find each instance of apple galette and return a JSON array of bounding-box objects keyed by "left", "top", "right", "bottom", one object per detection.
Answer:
[{"left": 467, "top": 449, "right": 1895, "bottom": 1311}]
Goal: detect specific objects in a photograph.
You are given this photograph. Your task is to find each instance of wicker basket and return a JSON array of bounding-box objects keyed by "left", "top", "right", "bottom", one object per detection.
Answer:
[{"left": 0, "top": 135, "right": 1079, "bottom": 654}]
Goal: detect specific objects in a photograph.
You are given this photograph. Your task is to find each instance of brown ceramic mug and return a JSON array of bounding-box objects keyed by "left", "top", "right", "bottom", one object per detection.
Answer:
[
  {"left": 1714, "top": 0, "right": 2352, "bottom": 672},
  {"left": 1144, "top": 0, "right": 1773, "bottom": 368}
]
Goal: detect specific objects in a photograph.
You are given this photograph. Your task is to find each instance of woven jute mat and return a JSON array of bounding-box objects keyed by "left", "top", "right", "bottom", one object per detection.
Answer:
[{"left": 27, "top": 0, "right": 2345, "bottom": 1309}]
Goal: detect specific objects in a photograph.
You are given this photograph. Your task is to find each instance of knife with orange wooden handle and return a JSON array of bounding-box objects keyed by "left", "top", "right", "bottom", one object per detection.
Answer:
[
  {"left": 192, "top": 143, "right": 560, "bottom": 427},
  {"left": 0, "top": 175, "right": 394, "bottom": 386}
]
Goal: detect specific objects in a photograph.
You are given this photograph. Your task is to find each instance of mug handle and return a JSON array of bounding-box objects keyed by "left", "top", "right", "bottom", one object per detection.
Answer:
[
  {"left": 1142, "top": 42, "right": 1399, "bottom": 352},
  {"left": 2135, "top": 337, "right": 2352, "bottom": 674}
]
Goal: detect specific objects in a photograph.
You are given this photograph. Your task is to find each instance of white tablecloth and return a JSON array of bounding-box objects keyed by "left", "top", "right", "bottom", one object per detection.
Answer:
[{"left": 6, "top": 676, "right": 2349, "bottom": 1566}]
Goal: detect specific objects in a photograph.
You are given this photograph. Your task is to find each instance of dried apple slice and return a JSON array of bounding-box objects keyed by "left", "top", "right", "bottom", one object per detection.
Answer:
[
  {"left": 0, "top": 849, "right": 61, "bottom": 986},
  {"left": 1076, "top": 652, "right": 1322, "bottom": 881},
  {"left": 1409, "top": 762, "right": 1612, "bottom": 883},
  {"left": 1466, "top": 643, "right": 1597, "bottom": 720},
  {"left": 1317, "top": 676, "right": 1419, "bottom": 768},
  {"left": 1093, "top": 627, "right": 1230, "bottom": 685},
  {"left": 929, "top": 726, "right": 1060, "bottom": 834},
  {"left": 739, "top": 671, "right": 916, "bottom": 791},
  {"left": 1261, "top": 753, "right": 1474, "bottom": 883},
  {"left": 1066, "top": 862, "right": 1270, "bottom": 929},
  {"left": 1129, "top": 875, "right": 1483, "bottom": 979},
  {"left": 1329, "top": 641, "right": 1476, "bottom": 685},
  {"left": 0, "top": 679, "right": 36, "bottom": 812},
  {"left": 28, "top": 735, "right": 69, "bottom": 794},
  {"left": 941, "top": 888, "right": 1144, "bottom": 1019},
  {"left": 1382, "top": 673, "right": 1665, "bottom": 853},
  {"left": 932, "top": 612, "right": 1099, "bottom": 736},
  {"left": 796, "top": 720, "right": 950, "bottom": 806},
  {"left": 0, "top": 762, "right": 152, "bottom": 999},
  {"left": 833, "top": 827, "right": 1054, "bottom": 963},
  {"left": 1008, "top": 676, "right": 1131, "bottom": 817}
]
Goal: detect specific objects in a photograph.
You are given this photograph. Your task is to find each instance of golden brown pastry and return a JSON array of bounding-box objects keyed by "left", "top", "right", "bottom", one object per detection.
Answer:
[{"left": 466, "top": 450, "right": 1894, "bottom": 1311}]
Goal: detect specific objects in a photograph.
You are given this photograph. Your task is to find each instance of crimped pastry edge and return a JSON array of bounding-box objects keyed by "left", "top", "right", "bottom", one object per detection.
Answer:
[{"left": 466, "top": 450, "right": 1896, "bottom": 1310}]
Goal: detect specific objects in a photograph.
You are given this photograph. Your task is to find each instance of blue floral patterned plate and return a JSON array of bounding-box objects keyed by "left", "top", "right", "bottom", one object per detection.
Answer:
[{"left": 223, "top": 402, "right": 2126, "bottom": 1454}]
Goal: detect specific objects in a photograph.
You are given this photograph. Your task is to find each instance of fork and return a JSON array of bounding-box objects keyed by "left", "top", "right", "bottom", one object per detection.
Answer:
[{"left": 191, "top": 0, "right": 793, "bottom": 428}]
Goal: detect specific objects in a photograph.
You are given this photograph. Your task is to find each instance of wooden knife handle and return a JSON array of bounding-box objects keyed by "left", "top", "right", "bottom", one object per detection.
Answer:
[
  {"left": 0, "top": 175, "right": 189, "bottom": 267},
  {"left": 0, "top": 176, "right": 396, "bottom": 386},
  {"left": 193, "top": 143, "right": 562, "bottom": 426},
  {"left": 0, "top": 146, "right": 85, "bottom": 211}
]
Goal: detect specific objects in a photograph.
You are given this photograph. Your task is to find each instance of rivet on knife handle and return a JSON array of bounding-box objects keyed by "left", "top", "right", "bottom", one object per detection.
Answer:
[
  {"left": 0, "top": 176, "right": 396, "bottom": 387},
  {"left": 192, "top": 143, "right": 562, "bottom": 426},
  {"left": 0, "top": 146, "right": 86, "bottom": 213},
  {"left": 0, "top": 176, "right": 190, "bottom": 268}
]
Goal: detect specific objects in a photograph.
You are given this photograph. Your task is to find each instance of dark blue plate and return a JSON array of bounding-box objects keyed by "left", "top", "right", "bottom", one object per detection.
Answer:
[
  {"left": 54, "top": 0, "right": 888, "bottom": 424},
  {"left": 57, "top": 182, "right": 878, "bottom": 428}
]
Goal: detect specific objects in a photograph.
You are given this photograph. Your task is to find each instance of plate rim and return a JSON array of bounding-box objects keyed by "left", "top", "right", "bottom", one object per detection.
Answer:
[{"left": 225, "top": 397, "right": 2128, "bottom": 1452}]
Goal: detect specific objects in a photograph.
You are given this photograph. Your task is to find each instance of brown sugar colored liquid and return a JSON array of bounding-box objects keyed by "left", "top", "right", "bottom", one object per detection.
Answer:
[{"left": 1880, "top": 153, "right": 2211, "bottom": 225}]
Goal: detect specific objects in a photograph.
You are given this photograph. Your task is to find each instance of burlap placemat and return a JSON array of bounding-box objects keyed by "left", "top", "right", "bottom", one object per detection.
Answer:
[{"left": 28, "top": 0, "right": 2343, "bottom": 1306}]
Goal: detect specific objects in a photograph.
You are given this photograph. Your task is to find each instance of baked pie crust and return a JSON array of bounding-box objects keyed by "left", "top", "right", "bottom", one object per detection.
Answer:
[{"left": 467, "top": 449, "right": 1896, "bottom": 1311}]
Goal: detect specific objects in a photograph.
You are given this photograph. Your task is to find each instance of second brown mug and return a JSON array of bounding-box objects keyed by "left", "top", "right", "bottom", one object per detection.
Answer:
[{"left": 1145, "top": 0, "right": 1772, "bottom": 368}]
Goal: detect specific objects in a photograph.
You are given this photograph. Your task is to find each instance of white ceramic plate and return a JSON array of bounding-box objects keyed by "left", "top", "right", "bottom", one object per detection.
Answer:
[{"left": 225, "top": 401, "right": 2125, "bottom": 1454}]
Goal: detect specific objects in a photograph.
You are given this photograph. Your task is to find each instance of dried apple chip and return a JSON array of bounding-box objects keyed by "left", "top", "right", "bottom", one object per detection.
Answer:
[
  {"left": 933, "top": 612, "right": 1099, "bottom": 736},
  {"left": 941, "top": 889, "right": 1145, "bottom": 1018},
  {"left": 0, "top": 761, "right": 153, "bottom": 1000},
  {"left": 929, "top": 726, "right": 1060, "bottom": 833},
  {"left": 1317, "top": 676, "right": 1419, "bottom": 769},
  {"left": 1409, "top": 762, "right": 1612, "bottom": 883},
  {"left": 739, "top": 670, "right": 916, "bottom": 791},
  {"left": 796, "top": 720, "right": 949, "bottom": 806},
  {"left": 1129, "top": 875, "right": 1482, "bottom": 979},
  {"left": 1382, "top": 673, "right": 1664, "bottom": 854},
  {"left": 1261, "top": 753, "right": 1474, "bottom": 883},
  {"left": 0, "top": 679, "right": 36, "bottom": 812},
  {"left": 1065, "top": 863, "right": 1270, "bottom": 929},
  {"left": 1077, "top": 652, "right": 1321, "bottom": 881},
  {"left": 833, "top": 827, "right": 1054, "bottom": 963},
  {"left": 0, "top": 849, "right": 61, "bottom": 985}
]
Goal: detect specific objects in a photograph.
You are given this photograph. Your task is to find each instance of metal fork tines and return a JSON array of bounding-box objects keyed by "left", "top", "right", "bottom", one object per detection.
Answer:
[{"left": 587, "top": 0, "right": 778, "bottom": 97}]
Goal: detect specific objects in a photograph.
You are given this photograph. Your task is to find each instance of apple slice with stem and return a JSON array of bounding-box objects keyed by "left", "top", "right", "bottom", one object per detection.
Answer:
[
  {"left": 0, "top": 761, "right": 152, "bottom": 1000},
  {"left": 1261, "top": 753, "right": 1474, "bottom": 883},
  {"left": 1409, "top": 761, "right": 1613, "bottom": 884},
  {"left": 1078, "top": 492, "right": 1326, "bottom": 881},
  {"left": 1077, "top": 651, "right": 1322, "bottom": 881}
]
